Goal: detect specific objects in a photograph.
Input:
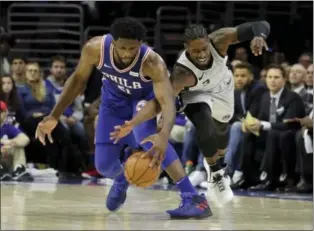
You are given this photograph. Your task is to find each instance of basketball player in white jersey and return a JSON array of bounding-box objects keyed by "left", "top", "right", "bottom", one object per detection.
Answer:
[{"left": 110, "top": 21, "right": 270, "bottom": 205}]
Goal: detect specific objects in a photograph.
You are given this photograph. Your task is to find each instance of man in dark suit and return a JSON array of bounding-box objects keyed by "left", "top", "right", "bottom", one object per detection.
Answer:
[
  {"left": 287, "top": 109, "right": 313, "bottom": 193},
  {"left": 232, "top": 64, "right": 305, "bottom": 190},
  {"left": 225, "top": 63, "right": 267, "bottom": 176},
  {"left": 289, "top": 63, "right": 313, "bottom": 114}
]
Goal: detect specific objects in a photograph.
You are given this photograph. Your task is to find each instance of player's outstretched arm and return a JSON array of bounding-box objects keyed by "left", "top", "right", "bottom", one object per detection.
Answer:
[
  {"left": 128, "top": 63, "right": 194, "bottom": 129},
  {"left": 36, "top": 36, "right": 102, "bottom": 145},
  {"left": 209, "top": 21, "right": 270, "bottom": 56},
  {"left": 110, "top": 63, "right": 195, "bottom": 144},
  {"left": 50, "top": 37, "right": 101, "bottom": 119}
]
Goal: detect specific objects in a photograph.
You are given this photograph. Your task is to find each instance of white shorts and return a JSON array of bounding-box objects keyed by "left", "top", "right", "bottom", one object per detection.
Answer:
[{"left": 180, "top": 86, "right": 234, "bottom": 123}]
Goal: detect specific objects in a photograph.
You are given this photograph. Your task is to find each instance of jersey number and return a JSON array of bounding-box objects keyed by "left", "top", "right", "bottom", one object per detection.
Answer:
[{"left": 118, "top": 85, "right": 131, "bottom": 95}]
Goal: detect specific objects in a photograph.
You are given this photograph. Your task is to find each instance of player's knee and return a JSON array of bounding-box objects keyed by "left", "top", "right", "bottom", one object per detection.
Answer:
[
  {"left": 195, "top": 126, "right": 217, "bottom": 157},
  {"left": 95, "top": 155, "right": 111, "bottom": 177}
]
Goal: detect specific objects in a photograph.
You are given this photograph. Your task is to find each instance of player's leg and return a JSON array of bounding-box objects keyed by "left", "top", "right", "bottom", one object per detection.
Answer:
[
  {"left": 184, "top": 102, "right": 233, "bottom": 205},
  {"left": 132, "top": 101, "right": 212, "bottom": 219},
  {"left": 95, "top": 105, "right": 136, "bottom": 211}
]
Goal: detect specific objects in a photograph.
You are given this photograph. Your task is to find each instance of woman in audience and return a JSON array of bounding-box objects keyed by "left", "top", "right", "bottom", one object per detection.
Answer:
[
  {"left": 18, "top": 62, "right": 84, "bottom": 178},
  {"left": 0, "top": 75, "right": 25, "bottom": 125}
]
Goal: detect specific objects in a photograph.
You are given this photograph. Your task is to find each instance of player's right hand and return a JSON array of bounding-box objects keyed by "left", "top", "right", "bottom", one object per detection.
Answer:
[
  {"left": 35, "top": 115, "right": 58, "bottom": 146},
  {"left": 140, "top": 133, "right": 167, "bottom": 169},
  {"left": 110, "top": 120, "right": 134, "bottom": 144}
]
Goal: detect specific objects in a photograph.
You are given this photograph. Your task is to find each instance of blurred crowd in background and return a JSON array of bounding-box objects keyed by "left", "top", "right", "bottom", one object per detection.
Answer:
[{"left": 0, "top": 1, "right": 313, "bottom": 194}]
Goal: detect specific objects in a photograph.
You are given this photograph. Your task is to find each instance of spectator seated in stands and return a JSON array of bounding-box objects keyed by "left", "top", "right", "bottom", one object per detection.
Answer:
[
  {"left": 0, "top": 31, "right": 15, "bottom": 76},
  {"left": 225, "top": 63, "right": 267, "bottom": 176},
  {"left": 304, "top": 64, "right": 313, "bottom": 110},
  {"left": 0, "top": 101, "right": 33, "bottom": 182},
  {"left": 298, "top": 52, "right": 312, "bottom": 69},
  {"left": 233, "top": 47, "right": 259, "bottom": 79},
  {"left": 291, "top": 109, "right": 313, "bottom": 193},
  {"left": 0, "top": 75, "right": 25, "bottom": 126},
  {"left": 81, "top": 100, "right": 102, "bottom": 179},
  {"left": 289, "top": 64, "right": 313, "bottom": 114},
  {"left": 18, "top": 62, "right": 85, "bottom": 179},
  {"left": 18, "top": 62, "right": 55, "bottom": 120},
  {"left": 9, "top": 55, "right": 26, "bottom": 88},
  {"left": 45, "top": 56, "right": 87, "bottom": 143},
  {"left": 231, "top": 65, "right": 305, "bottom": 191}
]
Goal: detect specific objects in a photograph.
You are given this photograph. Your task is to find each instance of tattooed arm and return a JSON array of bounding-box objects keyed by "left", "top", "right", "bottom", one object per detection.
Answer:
[{"left": 209, "top": 21, "right": 270, "bottom": 56}]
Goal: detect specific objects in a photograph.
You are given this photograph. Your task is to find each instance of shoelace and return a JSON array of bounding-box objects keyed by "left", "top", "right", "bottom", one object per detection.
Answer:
[{"left": 212, "top": 174, "right": 225, "bottom": 192}]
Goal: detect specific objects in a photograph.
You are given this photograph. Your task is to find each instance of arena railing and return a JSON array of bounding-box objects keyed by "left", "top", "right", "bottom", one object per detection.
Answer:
[
  {"left": 154, "top": 6, "right": 191, "bottom": 66},
  {"left": 7, "top": 3, "right": 84, "bottom": 74}
]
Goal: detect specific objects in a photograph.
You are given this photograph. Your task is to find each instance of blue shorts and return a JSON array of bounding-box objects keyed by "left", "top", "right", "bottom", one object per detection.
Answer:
[
  {"left": 95, "top": 90, "right": 155, "bottom": 148},
  {"left": 94, "top": 90, "right": 178, "bottom": 169}
]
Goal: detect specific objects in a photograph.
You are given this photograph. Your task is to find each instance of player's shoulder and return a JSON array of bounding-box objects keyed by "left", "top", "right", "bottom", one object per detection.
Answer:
[
  {"left": 173, "top": 50, "right": 195, "bottom": 79},
  {"left": 83, "top": 36, "right": 104, "bottom": 53},
  {"left": 142, "top": 49, "right": 165, "bottom": 69}
]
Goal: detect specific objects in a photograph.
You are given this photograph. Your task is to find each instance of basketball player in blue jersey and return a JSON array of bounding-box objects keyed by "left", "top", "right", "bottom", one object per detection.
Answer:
[
  {"left": 111, "top": 21, "right": 270, "bottom": 209},
  {"left": 35, "top": 17, "right": 211, "bottom": 219}
]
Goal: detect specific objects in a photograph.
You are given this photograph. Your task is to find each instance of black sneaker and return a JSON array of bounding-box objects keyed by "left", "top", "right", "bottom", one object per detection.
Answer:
[
  {"left": 0, "top": 164, "right": 12, "bottom": 181},
  {"left": 12, "top": 165, "right": 34, "bottom": 182}
]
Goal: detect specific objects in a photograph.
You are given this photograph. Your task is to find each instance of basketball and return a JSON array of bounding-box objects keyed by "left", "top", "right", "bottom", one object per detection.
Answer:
[{"left": 124, "top": 151, "right": 160, "bottom": 188}]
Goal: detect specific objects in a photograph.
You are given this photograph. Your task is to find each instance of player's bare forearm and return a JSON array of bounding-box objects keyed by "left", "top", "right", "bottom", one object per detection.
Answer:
[
  {"left": 50, "top": 36, "right": 101, "bottom": 119},
  {"left": 50, "top": 73, "right": 87, "bottom": 119},
  {"left": 154, "top": 80, "right": 176, "bottom": 137},
  {"left": 138, "top": 51, "right": 176, "bottom": 137}
]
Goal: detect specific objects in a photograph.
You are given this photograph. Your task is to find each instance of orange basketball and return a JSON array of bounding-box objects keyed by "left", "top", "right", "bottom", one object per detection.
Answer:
[{"left": 124, "top": 151, "right": 160, "bottom": 188}]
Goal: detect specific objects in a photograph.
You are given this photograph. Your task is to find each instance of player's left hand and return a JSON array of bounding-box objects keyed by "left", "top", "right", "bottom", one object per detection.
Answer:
[
  {"left": 250, "top": 37, "right": 268, "bottom": 56},
  {"left": 140, "top": 133, "right": 168, "bottom": 169},
  {"left": 110, "top": 120, "right": 134, "bottom": 144}
]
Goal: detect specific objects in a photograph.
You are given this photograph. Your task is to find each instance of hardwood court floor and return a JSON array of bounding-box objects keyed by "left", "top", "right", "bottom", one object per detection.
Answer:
[{"left": 1, "top": 181, "right": 313, "bottom": 230}]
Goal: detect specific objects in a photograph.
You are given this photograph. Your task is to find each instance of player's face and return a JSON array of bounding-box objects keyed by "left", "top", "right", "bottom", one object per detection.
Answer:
[
  {"left": 112, "top": 38, "right": 141, "bottom": 66},
  {"left": 185, "top": 37, "right": 210, "bottom": 67},
  {"left": 266, "top": 68, "right": 285, "bottom": 94},
  {"left": 233, "top": 68, "right": 252, "bottom": 89}
]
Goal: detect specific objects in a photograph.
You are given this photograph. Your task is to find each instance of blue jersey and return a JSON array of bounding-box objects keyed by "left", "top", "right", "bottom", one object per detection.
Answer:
[{"left": 96, "top": 34, "right": 153, "bottom": 104}]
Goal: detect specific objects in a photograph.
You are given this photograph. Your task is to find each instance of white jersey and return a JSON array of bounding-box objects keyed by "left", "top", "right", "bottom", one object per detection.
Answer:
[{"left": 176, "top": 40, "right": 234, "bottom": 123}]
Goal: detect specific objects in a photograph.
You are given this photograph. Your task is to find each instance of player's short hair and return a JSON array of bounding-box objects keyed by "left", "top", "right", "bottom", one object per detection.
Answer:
[
  {"left": 184, "top": 24, "right": 208, "bottom": 43},
  {"left": 234, "top": 62, "right": 254, "bottom": 75},
  {"left": 266, "top": 64, "right": 286, "bottom": 78},
  {"left": 110, "top": 17, "right": 146, "bottom": 41}
]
